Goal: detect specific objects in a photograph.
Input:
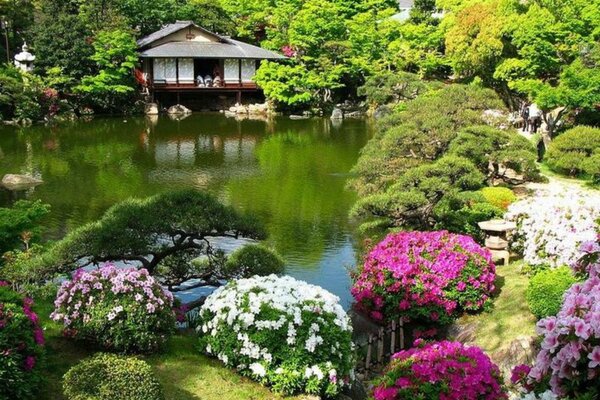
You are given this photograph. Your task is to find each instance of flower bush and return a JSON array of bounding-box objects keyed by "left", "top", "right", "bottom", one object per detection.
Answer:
[
  {"left": 51, "top": 264, "right": 176, "bottom": 353},
  {"left": 513, "top": 238, "right": 600, "bottom": 398},
  {"left": 505, "top": 188, "right": 600, "bottom": 268},
  {"left": 0, "top": 282, "right": 45, "bottom": 400},
  {"left": 63, "top": 353, "right": 163, "bottom": 400},
  {"left": 198, "top": 275, "right": 354, "bottom": 397},
  {"left": 371, "top": 340, "right": 506, "bottom": 400},
  {"left": 352, "top": 231, "right": 496, "bottom": 325}
]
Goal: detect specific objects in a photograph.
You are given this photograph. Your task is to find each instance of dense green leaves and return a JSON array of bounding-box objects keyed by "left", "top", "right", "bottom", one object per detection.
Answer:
[
  {"left": 546, "top": 126, "right": 600, "bottom": 181},
  {"left": 0, "top": 200, "right": 49, "bottom": 256},
  {"left": 349, "top": 84, "right": 540, "bottom": 233},
  {"left": 4, "top": 190, "right": 268, "bottom": 285}
]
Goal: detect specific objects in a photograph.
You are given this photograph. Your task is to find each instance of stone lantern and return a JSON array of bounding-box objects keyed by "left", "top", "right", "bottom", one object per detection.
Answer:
[
  {"left": 14, "top": 42, "right": 35, "bottom": 72},
  {"left": 478, "top": 219, "right": 517, "bottom": 266}
]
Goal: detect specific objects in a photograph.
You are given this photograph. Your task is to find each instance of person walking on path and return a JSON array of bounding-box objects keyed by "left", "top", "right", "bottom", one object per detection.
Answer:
[
  {"left": 528, "top": 103, "right": 541, "bottom": 133},
  {"left": 520, "top": 102, "right": 530, "bottom": 132}
]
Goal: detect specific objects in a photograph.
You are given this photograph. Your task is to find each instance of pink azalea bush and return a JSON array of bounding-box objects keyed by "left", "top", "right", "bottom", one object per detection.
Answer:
[
  {"left": 51, "top": 264, "right": 176, "bottom": 353},
  {"left": 0, "top": 282, "right": 45, "bottom": 399},
  {"left": 513, "top": 236, "right": 600, "bottom": 398},
  {"left": 352, "top": 231, "right": 496, "bottom": 325},
  {"left": 371, "top": 340, "right": 506, "bottom": 400}
]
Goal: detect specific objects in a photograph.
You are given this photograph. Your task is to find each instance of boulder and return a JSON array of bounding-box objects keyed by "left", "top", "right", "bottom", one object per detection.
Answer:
[
  {"left": 330, "top": 107, "right": 344, "bottom": 120},
  {"left": 492, "top": 335, "right": 538, "bottom": 384},
  {"left": 247, "top": 103, "right": 269, "bottom": 115},
  {"left": 2, "top": 174, "right": 43, "bottom": 190},
  {"left": 167, "top": 104, "right": 192, "bottom": 115},
  {"left": 345, "top": 111, "right": 365, "bottom": 118},
  {"left": 144, "top": 102, "right": 159, "bottom": 115},
  {"left": 373, "top": 105, "right": 391, "bottom": 119}
]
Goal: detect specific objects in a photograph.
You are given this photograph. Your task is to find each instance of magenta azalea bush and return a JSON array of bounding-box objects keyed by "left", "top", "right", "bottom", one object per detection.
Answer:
[
  {"left": 513, "top": 237, "right": 600, "bottom": 398},
  {"left": 0, "top": 282, "right": 45, "bottom": 399},
  {"left": 51, "top": 264, "right": 176, "bottom": 353},
  {"left": 352, "top": 231, "right": 496, "bottom": 324},
  {"left": 371, "top": 340, "right": 506, "bottom": 400}
]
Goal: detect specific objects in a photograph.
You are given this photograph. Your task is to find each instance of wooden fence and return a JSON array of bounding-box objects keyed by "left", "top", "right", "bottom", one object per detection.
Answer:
[{"left": 355, "top": 317, "right": 406, "bottom": 380}]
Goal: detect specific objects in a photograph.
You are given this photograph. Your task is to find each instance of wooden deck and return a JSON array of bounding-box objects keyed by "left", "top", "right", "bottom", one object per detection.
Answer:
[{"left": 150, "top": 82, "right": 259, "bottom": 93}]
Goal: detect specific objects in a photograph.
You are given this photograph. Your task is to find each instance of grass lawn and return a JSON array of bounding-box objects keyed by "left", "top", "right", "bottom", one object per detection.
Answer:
[
  {"left": 33, "top": 296, "right": 309, "bottom": 400},
  {"left": 457, "top": 262, "right": 537, "bottom": 356}
]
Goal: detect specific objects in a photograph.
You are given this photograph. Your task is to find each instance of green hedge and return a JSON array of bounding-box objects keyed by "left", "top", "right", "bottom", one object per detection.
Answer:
[
  {"left": 546, "top": 126, "right": 600, "bottom": 181},
  {"left": 223, "top": 244, "right": 285, "bottom": 278},
  {"left": 526, "top": 267, "right": 578, "bottom": 319},
  {"left": 63, "top": 353, "right": 163, "bottom": 400}
]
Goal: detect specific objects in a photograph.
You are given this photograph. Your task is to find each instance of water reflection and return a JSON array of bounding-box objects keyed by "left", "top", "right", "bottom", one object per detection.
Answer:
[{"left": 0, "top": 114, "right": 372, "bottom": 307}]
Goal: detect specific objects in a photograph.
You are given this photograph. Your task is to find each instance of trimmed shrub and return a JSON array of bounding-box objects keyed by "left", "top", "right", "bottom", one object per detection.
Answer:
[
  {"left": 546, "top": 126, "right": 600, "bottom": 177},
  {"left": 351, "top": 231, "right": 496, "bottom": 325},
  {"left": 198, "top": 275, "right": 354, "bottom": 398},
  {"left": 51, "top": 264, "right": 175, "bottom": 353},
  {"left": 0, "top": 282, "right": 45, "bottom": 400},
  {"left": 371, "top": 340, "right": 507, "bottom": 400},
  {"left": 223, "top": 244, "right": 285, "bottom": 278},
  {"left": 63, "top": 353, "right": 163, "bottom": 400},
  {"left": 526, "top": 267, "right": 577, "bottom": 319},
  {"left": 480, "top": 187, "right": 517, "bottom": 210}
]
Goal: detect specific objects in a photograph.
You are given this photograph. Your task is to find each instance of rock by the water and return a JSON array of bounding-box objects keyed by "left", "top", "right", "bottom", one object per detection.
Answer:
[
  {"left": 2, "top": 174, "right": 43, "bottom": 190},
  {"left": 373, "top": 105, "right": 391, "bottom": 119},
  {"left": 289, "top": 114, "right": 309, "bottom": 120},
  {"left": 330, "top": 107, "right": 344, "bottom": 120},
  {"left": 167, "top": 104, "right": 192, "bottom": 115},
  {"left": 145, "top": 102, "right": 159, "bottom": 115},
  {"left": 345, "top": 111, "right": 365, "bottom": 118}
]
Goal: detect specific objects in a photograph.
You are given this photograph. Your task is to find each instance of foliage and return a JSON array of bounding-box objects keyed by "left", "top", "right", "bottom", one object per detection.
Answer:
[
  {"left": 433, "top": 191, "right": 504, "bottom": 243},
  {"left": 348, "top": 85, "right": 533, "bottom": 232},
  {"left": 350, "top": 84, "right": 503, "bottom": 197},
  {"left": 357, "top": 71, "right": 428, "bottom": 107},
  {"left": 223, "top": 244, "right": 285, "bottom": 278},
  {"left": 51, "top": 264, "right": 176, "bottom": 353},
  {"left": 505, "top": 187, "right": 600, "bottom": 268},
  {"left": 0, "top": 67, "right": 69, "bottom": 122},
  {"left": 198, "top": 275, "right": 354, "bottom": 397},
  {"left": 0, "top": 283, "right": 45, "bottom": 400},
  {"left": 545, "top": 126, "right": 600, "bottom": 180},
  {"left": 75, "top": 29, "right": 139, "bottom": 113},
  {"left": 352, "top": 231, "right": 496, "bottom": 325},
  {"left": 371, "top": 340, "right": 506, "bottom": 400},
  {"left": 0, "top": 200, "right": 49, "bottom": 256},
  {"left": 447, "top": 125, "right": 541, "bottom": 183},
  {"left": 480, "top": 187, "right": 517, "bottom": 210},
  {"left": 10, "top": 190, "right": 266, "bottom": 286},
  {"left": 62, "top": 353, "right": 163, "bottom": 400},
  {"left": 352, "top": 155, "right": 486, "bottom": 230},
  {"left": 526, "top": 267, "right": 577, "bottom": 319},
  {"left": 513, "top": 240, "right": 600, "bottom": 398}
]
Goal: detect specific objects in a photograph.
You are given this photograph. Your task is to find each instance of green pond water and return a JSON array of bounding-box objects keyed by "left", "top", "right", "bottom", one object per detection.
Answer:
[{"left": 0, "top": 114, "right": 372, "bottom": 307}]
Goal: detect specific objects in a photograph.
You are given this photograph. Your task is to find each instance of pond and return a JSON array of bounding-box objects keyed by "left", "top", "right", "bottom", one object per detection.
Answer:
[{"left": 0, "top": 114, "right": 372, "bottom": 308}]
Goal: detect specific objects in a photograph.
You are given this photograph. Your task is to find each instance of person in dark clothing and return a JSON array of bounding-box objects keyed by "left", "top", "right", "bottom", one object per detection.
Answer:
[{"left": 521, "top": 103, "right": 530, "bottom": 132}]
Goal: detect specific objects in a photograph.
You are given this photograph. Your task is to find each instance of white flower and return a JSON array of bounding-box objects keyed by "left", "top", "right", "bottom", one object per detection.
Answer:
[
  {"left": 249, "top": 363, "right": 266, "bottom": 377},
  {"left": 506, "top": 187, "right": 600, "bottom": 268}
]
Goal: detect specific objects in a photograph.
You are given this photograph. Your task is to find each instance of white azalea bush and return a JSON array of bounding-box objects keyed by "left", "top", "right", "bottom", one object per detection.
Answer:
[
  {"left": 197, "top": 275, "right": 355, "bottom": 397},
  {"left": 505, "top": 187, "right": 600, "bottom": 268}
]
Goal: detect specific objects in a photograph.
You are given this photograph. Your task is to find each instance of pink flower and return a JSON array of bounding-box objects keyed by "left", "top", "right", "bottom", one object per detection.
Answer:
[
  {"left": 23, "top": 356, "right": 36, "bottom": 371},
  {"left": 588, "top": 346, "right": 600, "bottom": 368}
]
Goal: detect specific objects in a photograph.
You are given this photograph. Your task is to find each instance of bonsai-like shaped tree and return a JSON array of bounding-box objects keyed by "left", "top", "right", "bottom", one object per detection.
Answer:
[{"left": 6, "top": 190, "right": 282, "bottom": 288}]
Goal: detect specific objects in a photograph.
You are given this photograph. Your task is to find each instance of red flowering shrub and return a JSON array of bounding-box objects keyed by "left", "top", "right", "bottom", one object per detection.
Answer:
[
  {"left": 372, "top": 340, "right": 507, "bottom": 400},
  {"left": 0, "top": 282, "right": 45, "bottom": 399},
  {"left": 352, "top": 231, "right": 496, "bottom": 325}
]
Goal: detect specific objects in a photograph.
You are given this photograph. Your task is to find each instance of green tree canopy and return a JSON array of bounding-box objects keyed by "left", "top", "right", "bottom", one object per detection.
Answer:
[{"left": 4, "top": 190, "right": 268, "bottom": 285}]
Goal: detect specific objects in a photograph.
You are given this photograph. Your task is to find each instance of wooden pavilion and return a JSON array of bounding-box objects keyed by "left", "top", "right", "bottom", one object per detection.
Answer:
[{"left": 137, "top": 21, "right": 285, "bottom": 104}]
